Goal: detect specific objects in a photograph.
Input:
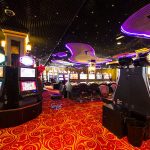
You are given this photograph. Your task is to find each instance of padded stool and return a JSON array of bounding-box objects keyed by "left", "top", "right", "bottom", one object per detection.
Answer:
[{"left": 51, "top": 94, "right": 62, "bottom": 110}]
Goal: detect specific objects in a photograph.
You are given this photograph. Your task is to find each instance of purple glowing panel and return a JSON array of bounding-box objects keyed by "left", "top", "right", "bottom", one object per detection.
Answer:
[
  {"left": 121, "top": 4, "right": 150, "bottom": 38},
  {"left": 113, "top": 52, "right": 136, "bottom": 59},
  {"left": 51, "top": 60, "right": 73, "bottom": 66},
  {"left": 52, "top": 52, "right": 67, "bottom": 57},
  {"left": 66, "top": 43, "right": 109, "bottom": 64}
]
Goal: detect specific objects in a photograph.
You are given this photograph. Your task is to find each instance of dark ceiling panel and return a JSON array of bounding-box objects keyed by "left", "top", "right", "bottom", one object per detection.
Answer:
[{"left": 0, "top": 0, "right": 149, "bottom": 62}]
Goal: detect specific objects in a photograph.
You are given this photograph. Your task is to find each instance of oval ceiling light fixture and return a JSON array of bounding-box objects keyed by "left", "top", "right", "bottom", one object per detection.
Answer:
[
  {"left": 4, "top": 8, "right": 15, "bottom": 17},
  {"left": 117, "top": 42, "right": 122, "bottom": 45}
]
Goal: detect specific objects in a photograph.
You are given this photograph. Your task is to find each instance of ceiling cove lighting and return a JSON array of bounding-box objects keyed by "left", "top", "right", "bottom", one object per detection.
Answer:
[
  {"left": 121, "top": 4, "right": 150, "bottom": 39},
  {"left": 121, "top": 26, "right": 150, "bottom": 38},
  {"left": 116, "top": 35, "right": 124, "bottom": 40}
]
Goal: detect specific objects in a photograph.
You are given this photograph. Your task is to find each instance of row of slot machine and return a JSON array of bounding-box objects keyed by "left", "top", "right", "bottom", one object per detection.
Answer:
[
  {"left": 0, "top": 53, "right": 41, "bottom": 109},
  {"left": 58, "top": 72, "right": 112, "bottom": 82}
]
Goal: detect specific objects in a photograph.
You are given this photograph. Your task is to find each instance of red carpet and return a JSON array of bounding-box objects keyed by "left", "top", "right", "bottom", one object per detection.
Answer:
[{"left": 0, "top": 91, "right": 150, "bottom": 150}]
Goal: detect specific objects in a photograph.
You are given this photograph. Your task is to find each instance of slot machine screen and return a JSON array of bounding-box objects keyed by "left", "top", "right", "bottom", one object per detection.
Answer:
[
  {"left": 59, "top": 78, "right": 64, "bottom": 81},
  {"left": 59, "top": 74, "right": 63, "bottom": 78},
  {"left": 20, "top": 81, "right": 36, "bottom": 91},
  {"left": 20, "top": 68, "right": 35, "bottom": 78},
  {"left": 0, "top": 67, "right": 3, "bottom": 77},
  {"left": 0, "top": 81, "right": 2, "bottom": 91},
  {"left": 80, "top": 74, "right": 87, "bottom": 79},
  {"left": 88, "top": 74, "right": 95, "bottom": 79},
  {"left": 96, "top": 74, "right": 102, "bottom": 79},
  {"left": 103, "top": 74, "right": 110, "bottom": 79},
  {"left": 64, "top": 74, "right": 68, "bottom": 80},
  {"left": 70, "top": 74, "right": 78, "bottom": 79}
]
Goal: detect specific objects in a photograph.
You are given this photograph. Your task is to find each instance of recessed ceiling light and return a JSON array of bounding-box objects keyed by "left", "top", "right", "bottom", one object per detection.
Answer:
[{"left": 117, "top": 42, "right": 122, "bottom": 45}]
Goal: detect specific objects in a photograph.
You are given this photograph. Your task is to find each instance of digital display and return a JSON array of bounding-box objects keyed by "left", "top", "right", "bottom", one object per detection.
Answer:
[
  {"left": 21, "top": 81, "right": 36, "bottom": 91},
  {"left": 70, "top": 74, "right": 78, "bottom": 79},
  {"left": 20, "top": 68, "right": 35, "bottom": 78},
  {"left": 103, "top": 74, "right": 110, "bottom": 79},
  {"left": 59, "top": 78, "right": 64, "bottom": 81},
  {"left": 59, "top": 74, "right": 63, "bottom": 77},
  {"left": 80, "top": 74, "right": 87, "bottom": 79},
  {"left": 0, "top": 67, "right": 3, "bottom": 77},
  {"left": 88, "top": 74, "right": 95, "bottom": 79},
  {"left": 96, "top": 74, "right": 103, "bottom": 79},
  {"left": 0, "top": 82, "right": 2, "bottom": 91}
]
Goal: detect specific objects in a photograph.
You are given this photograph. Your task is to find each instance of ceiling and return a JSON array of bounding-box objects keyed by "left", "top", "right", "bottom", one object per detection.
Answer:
[{"left": 0, "top": 0, "right": 149, "bottom": 64}]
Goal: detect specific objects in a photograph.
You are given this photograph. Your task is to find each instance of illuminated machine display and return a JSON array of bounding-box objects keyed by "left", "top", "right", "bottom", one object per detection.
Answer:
[
  {"left": 58, "top": 74, "right": 64, "bottom": 81},
  {"left": 80, "top": 73, "right": 88, "bottom": 80},
  {"left": 64, "top": 74, "right": 69, "bottom": 81},
  {"left": 88, "top": 74, "right": 95, "bottom": 79},
  {"left": 96, "top": 73, "right": 102, "bottom": 80},
  {"left": 70, "top": 73, "right": 78, "bottom": 80},
  {"left": 103, "top": 73, "right": 110, "bottom": 80}
]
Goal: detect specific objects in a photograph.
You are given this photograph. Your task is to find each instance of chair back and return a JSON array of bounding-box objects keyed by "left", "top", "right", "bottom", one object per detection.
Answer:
[{"left": 99, "top": 84, "right": 109, "bottom": 98}]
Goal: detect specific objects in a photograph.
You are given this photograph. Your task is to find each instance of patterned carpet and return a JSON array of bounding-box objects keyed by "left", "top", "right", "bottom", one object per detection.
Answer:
[{"left": 0, "top": 90, "right": 150, "bottom": 150}]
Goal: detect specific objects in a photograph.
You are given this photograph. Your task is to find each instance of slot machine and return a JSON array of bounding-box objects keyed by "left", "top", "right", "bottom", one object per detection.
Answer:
[
  {"left": 5, "top": 56, "right": 41, "bottom": 108},
  {"left": 0, "top": 55, "right": 42, "bottom": 127},
  {"left": 18, "top": 56, "right": 41, "bottom": 106}
]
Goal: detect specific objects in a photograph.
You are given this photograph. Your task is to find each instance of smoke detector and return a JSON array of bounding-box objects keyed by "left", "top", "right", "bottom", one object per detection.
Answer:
[{"left": 4, "top": 9, "right": 15, "bottom": 16}]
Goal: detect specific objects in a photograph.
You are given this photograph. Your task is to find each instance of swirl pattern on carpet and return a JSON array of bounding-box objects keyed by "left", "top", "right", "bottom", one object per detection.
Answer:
[{"left": 0, "top": 91, "right": 150, "bottom": 150}]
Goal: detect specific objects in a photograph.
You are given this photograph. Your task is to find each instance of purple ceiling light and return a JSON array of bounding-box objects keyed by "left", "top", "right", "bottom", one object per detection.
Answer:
[
  {"left": 66, "top": 43, "right": 109, "bottom": 64},
  {"left": 113, "top": 52, "right": 136, "bottom": 59},
  {"left": 121, "top": 4, "right": 150, "bottom": 38},
  {"left": 52, "top": 52, "right": 68, "bottom": 58}
]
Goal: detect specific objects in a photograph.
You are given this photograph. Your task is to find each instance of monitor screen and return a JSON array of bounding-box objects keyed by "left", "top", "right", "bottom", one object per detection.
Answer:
[
  {"left": 0, "top": 67, "right": 3, "bottom": 77},
  {"left": 70, "top": 74, "right": 78, "bottom": 79},
  {"left": 59, "top": 78, "right": 64, "bottom": 81},
  {"left": 0, "top": 81, "right": 2, "bottom": 91},
  {"left": 20, "top": 81, "right": 36, "bottom": 91},
  {"left": 59, "top": 74, "right": 63, "bottom": 77},
  {"left": 64, "top": 74, "right": 68, "bottom": 77},
  {"left": 88, "top": 74, "right": 95, "bottom": 79},
  {"left": 80, "top": 74, "right": 87, "bottom": 79},
  {"left": 20, "top": 68, "right": 35, "bottom": 78},
  {"left": 103, "top": 74, "right": 110, "bottom": 79},
  {"left": 96, "top": 74, "right": 103, "bottom": 79}
]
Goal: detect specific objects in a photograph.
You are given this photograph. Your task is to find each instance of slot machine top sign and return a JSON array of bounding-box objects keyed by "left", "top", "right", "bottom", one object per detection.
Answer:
[{"left": 20, "top": 56, "right": 34, "bottom": 66}]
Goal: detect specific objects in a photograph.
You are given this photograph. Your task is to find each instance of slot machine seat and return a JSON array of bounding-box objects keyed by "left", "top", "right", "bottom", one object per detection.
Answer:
[
  {"left": 51, "top": 94, "right": 62, "bottom": 110},
  {"left": 70, "top": 85, "right": 80, "bottom": 100},
  {"left": 89, "top": 83, "right": 101, "bottom": 100},
  {"left": 99, "top": 84, "right": 109, "bottom": 98},
  {"left": 109, "top": 82, "right": 117, "bottom": 94},
  {"left": 78, "top": 83, "right": 90, "bottom": 102}
]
